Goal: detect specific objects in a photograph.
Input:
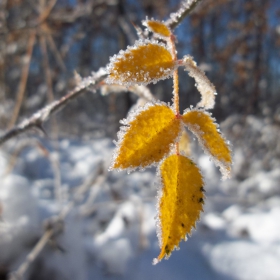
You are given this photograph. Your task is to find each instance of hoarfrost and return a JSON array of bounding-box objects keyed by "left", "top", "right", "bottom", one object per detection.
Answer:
[
  {"left": 182, "top": 55, "right": 216, "bottom": 109},
  {"left": 165, "top": 0, "right": 200, "bottom": 27},
  {"left": 109, "top": 100, "right": 182, "bottom": 173},
  {"left": 183, "top": 109, "right": 232, "bottom": 179},
  {"left": 106, "top": 39, "right": 176, "bottom": 87}
]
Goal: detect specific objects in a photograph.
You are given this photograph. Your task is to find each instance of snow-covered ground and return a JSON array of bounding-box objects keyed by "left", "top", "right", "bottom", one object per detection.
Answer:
[{"left": 0, "top": 114, "right": 280, "bottom": 280}]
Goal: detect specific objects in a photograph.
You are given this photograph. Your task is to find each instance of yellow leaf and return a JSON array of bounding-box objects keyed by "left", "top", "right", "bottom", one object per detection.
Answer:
[
  {"left": 106, "top": 40, "right": 176, "bottom": 86},
  {"left": 182, "top": 109, "right": 232, "bottom": 179},
  {"left": 179, "top": 130, "right": 191, "bottom": 156},
  {"left": 154, "top": 154, "right": 204, "bottom": 264},
  {"left": 143, "top": 19, "right": 171, "bottom": 38},
  {"left": 110, "top": 102, "right": 182, "bottom": 171}
]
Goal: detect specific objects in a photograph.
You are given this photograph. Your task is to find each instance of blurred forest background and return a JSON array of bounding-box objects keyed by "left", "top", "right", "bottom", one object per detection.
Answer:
[
  {"left": 1, "top": 0, "right": 280, "bottom": 138},
  {"left": 1, "top": 1, "right": 280, "bottom": 280}
]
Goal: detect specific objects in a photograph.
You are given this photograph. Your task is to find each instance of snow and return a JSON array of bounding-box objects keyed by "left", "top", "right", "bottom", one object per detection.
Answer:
[{"left": 1, "top": 114, "right": 280, "bottom": 279}]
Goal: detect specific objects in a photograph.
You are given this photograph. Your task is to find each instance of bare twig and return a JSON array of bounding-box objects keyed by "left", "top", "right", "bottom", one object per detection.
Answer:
[
  {"left": 39, "top": 26, "right": 61, "bottom": 146},
  {"left": 39, "top": 32, "right": 54, "bottom": 102},
  {"left": 8, "top": 31, "right": 36, "bottom": 129},
  {"left": 46, "top": 33, "right": 66, "bottom": 71},
  {"left": 166, "top": 0, "right": 203, "bottom": 30},
  {"left": 37, "top": 0, "right": 58, "bottom": 24},
  {"left": 118, "top": 17, "right": 137, "bottom": 45},
  {"left": 0, "top": 69, "right": 107, "bottom": 146},
  {"left": 9, "top": 230, "right": 53, "bottom": 280}
]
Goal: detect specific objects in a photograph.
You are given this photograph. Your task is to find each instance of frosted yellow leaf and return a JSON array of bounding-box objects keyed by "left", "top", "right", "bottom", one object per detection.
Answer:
[
  {"left": 154, "top": 154, "right": 204, "bottom": 264},
  {"left": 106, "top": 40, "right": 176, "bottom": 86},
  {"left": 143, "top": 19, "right": 171, "bottom": 38},
  {"left": 182, "top": 109, "right": 232, "bottom": 179},
  {"left": 110, "top": 102, "right": 182, "bottom": 171},
  {"left": 182, "top": 55, "right": 216, "bottom": 109},
  {"left": 179, "top": 130, "right": 191, "bottom": 156}
]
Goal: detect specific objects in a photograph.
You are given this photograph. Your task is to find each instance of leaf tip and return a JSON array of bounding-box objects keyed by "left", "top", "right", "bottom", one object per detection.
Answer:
[
  {"left": 154, "top": 154, "right": 205, "bottom": 262},
  {"left": 152, "top": 258, "right": 160, "bottom": 265}
]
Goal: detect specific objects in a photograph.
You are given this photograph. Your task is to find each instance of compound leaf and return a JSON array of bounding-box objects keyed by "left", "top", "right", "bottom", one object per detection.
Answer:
[
  {"left": 110, "top": 102, "right": 182, "bottom": 171},
  {"left": 106, "top": 40, "right": 176, "bottom": 86},
  {"left": 182, "top": 109, "right": 232, "bottom": 179},
  {"left": 143, "top": 19, "right": 171, "bottom": 38},
  {"left": 154, "top": 154, "right": 204, "bottom": 264}
]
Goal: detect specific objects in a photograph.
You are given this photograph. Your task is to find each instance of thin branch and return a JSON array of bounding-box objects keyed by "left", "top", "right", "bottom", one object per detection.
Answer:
[
  {"left": 0, "top": 69, "right": 107, "bottom": 146},
  {"left": 39, "top": 32, "right": 54, "bottom": 102},
  {"left": 37, "top": 0, "right": 58, "bottom": 24},
  {"left": 39, "top": 29, "right": 61, "bottom": 140},
  {"left": 166, "top": 0, "right": 203, "bottom": 30},
  {"left": 8, "top": 31, "right": 36, "bottom": 129},
  {"left": 46, "top": 33, "right": 66, "bottom": 72},
  {"left": 9, "top": 230, "right": 53, "bottom": 280},
  {"left": 118, "top": 17, "right": 137, "bottom": 45}
]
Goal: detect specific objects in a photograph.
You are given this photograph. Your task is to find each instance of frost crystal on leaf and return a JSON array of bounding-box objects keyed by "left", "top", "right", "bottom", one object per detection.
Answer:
[
  {"left": 182, "top": 109, "right": 232, "bottom": 179},
  {"left": 110, "top": 101, "right": 182, "bottom": 172},
  {"left": 142, "top": 19, "right": 171, "bottom": 39},
  {"left": 154, "top": 154, "right": 204, "bottom": 264},
  {"left": 106, "top": 40, "right": 177, "bottom": 86},
  {"left": 182, "top": 55, "right": 216, "bottom": 109}
]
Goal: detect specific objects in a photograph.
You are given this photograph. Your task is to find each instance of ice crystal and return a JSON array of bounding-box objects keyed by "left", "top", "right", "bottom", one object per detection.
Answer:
[
  {"left": 182, "top": 55, "right": 216, "bottom": 109},
  {"left": 106, "top": 40, "right": 176, "bottom": 86}
]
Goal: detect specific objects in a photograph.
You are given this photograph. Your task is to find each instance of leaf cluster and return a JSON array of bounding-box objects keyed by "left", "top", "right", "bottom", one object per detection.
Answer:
[{"left": 106, "top": 19, "right": 232, "bottom": 263}]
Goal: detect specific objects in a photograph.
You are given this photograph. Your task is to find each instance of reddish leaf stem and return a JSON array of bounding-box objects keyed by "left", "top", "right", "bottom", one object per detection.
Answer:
[{"left": 169, "top": 34, "right": 180, "bottom": 155}]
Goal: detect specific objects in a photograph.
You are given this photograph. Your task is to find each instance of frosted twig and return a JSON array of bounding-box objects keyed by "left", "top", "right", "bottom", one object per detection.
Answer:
[
  {"left": 8, "top": 162, "right": 105, "bottom": 280},
  {"left": 9, "top": 230, "right": 53, "bottom": 280},
  {"left": 0, "top": 69, "right": 107, "bottom": 146},
  {"left": 166, "top": 0, "right": 203, "bottom": 30}
]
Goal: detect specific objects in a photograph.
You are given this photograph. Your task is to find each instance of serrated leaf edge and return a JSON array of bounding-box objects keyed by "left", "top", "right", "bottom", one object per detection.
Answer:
[
  {"left": 183, "top": 108, "right": 232, "bottom": 179},
  {"left": 105, "top": 39, "right": 177, "bottom": 86},
  {"left": 153, "top": 153, "right": 205, "bottom": 264},
  {"left": 109, "top": 101, "right": 184, "bottom": 173}
]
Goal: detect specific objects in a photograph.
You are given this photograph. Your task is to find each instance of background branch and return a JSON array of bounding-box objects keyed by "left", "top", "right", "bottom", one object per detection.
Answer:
[
  {"left": 166, "top": 0, "right": 203, "bottom": 30},
  {"left": 8, "top": 31, "right": 36, "bottom": 129},
  {"left": 0, "top": 70, "right": 107, "bottom": 146}
]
